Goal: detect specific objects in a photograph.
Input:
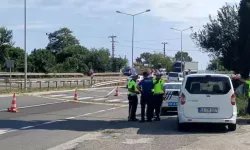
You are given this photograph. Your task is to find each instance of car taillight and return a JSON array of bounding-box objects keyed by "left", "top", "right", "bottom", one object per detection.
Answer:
[
  {"left": 231, "top": 93, "right": 236, "bottom": 105},
  {"left": 180, "top": 93, "right": 186, "bottom": 105}
]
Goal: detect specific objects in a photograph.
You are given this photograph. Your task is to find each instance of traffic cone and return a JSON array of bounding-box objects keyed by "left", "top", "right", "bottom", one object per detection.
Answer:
[
  {"left": 74, "top": 89, "right": 78, "bottom": 102},
  {"left": 114, "top": 87, "right": 119, "bottom": 96},
  {"left": 8, "top": 93, "right": 18, "bottom": 113}
]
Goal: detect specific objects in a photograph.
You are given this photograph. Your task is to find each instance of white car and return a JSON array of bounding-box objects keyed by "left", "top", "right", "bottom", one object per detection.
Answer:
[
  {"left": 168, "top": 72, "right": 184, "bottom": 82},
  {"left": 177, "top": 74, "right": 237, "bottom": 131},
  {"left": 126, "top": 75, "right": 143, "bottom": 88},
  {"left": 161, "top": 82, "right": 182, "bottom": 113}
]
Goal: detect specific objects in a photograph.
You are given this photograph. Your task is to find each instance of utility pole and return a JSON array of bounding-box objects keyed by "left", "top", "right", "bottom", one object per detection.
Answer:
[
  {"left": 162, "top": 42, "right": 168, "bottom": 57},
  {"left": 108, "top": 35, "right": 117, "bottom": 58}
]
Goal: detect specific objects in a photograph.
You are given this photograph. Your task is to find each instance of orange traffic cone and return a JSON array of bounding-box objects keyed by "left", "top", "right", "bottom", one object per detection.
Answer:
[
  {"left": 8, "top": 93, "right": 18, "bottom": 113},
  {"left": 74, "top": 89, "right": 78, "bottom": 102},
  {"left": 114, "top": 87, "right": 119, "bottom": 96}
]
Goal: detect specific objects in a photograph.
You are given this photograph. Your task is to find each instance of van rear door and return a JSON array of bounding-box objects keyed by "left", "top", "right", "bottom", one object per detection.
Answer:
[{"left": 183, "top": 75, "right": 234, "bottom": 119}]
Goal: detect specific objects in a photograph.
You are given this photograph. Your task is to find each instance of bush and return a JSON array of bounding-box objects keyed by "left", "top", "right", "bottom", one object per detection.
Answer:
[{"left": 236, "top": 96, "right": 249, "bottom": 116}]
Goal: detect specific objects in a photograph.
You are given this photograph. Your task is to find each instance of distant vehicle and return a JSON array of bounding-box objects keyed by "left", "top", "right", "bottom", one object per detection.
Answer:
[
  {"left": 159, "top": 68, "right": 167, "bottom": 76},
  {"left": 177, "top": 74, "right": 237, "bottom": 131},
  {"left": 161, "top": 82, "right": 182, "bottom": 113},
  {"left": 168, "top": 72, "right": 184, "bottom": 82}
]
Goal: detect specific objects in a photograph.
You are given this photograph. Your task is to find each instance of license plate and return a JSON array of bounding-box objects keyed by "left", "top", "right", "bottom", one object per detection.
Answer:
[
  {"left": 168, "top": 102, "right": 177, "bottom": 106},
  {"left": 198, "top": 107, "right": 218, "bottom": 113}
]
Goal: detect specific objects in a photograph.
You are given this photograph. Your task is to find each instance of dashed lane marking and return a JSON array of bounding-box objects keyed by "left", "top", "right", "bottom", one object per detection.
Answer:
[
  {"left": 106, "top": 99, "right": 121, "bottom": 102},
  {"left": 92, "top": 98, "right": 108, "bottom": 101},
  {"left": 0, "top": 106, "right": 125, "bottom": 136},
  {"left": 78, "top": 97, "right": 93, "bottom": 100}
]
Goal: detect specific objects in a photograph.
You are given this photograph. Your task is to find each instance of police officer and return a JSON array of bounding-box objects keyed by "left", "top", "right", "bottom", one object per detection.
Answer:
[
  {"left": 153, "top": 72, "right": 166, "bottom": 121},
  {"left": 137, "top": 71, "right": 154, "bottom": 122},
  {"left": 127, "top": 73, "right": 140, "bottom": 121}
]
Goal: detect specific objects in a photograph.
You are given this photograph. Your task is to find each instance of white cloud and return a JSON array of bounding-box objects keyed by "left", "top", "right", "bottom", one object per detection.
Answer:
[{"left": 8, "top": 22, "right": 55, "bottom": 30}]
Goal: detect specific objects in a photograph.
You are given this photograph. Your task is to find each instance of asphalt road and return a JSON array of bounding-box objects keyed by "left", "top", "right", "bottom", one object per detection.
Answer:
[{"left": 0, "top": 87, "right": 250, "bottom": 150}]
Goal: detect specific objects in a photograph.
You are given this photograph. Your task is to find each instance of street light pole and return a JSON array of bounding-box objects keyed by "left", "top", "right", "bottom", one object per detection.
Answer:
[
  {"left": 116, "top": 9, "right": 151, "bottom": 68},
  {"left": 132, "top": 16, "right": 134, "bottom": 68},
  {"left": 170, "top": 26, "right": 193, "bottom": 73},
  {"left": 24, "top": 0, "right": 27, "bottom": 90}
]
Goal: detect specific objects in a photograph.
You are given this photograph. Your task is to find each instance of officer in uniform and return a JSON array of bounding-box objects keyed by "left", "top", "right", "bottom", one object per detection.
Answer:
[
  {"left": 137, "top": 71, "right": 154, "bottom": 122},
  {"left": 127, "top": 73, "right": 140, "bottom": 121},
  {"left": 152, "top": 72, "right": 166, "bottom": 121}
]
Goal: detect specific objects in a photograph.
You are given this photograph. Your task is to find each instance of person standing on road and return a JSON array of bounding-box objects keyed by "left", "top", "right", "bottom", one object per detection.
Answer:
[
  {"left": 152, "top": 72, "right": 166, "bottom": 121},
  {"left": 127, "top": 73, "right": 140, "bottom": 121},
  {"left": 137, "top": 71, "right": 154, "bottom": 122}
]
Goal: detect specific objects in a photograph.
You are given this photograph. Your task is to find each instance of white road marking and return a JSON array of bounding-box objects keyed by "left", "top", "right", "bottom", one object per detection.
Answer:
[
  {"left": 63, "top": 96, "right": 74, "bottom": 98},
  {"left": 121, "top": 101, "right": 129, "bottom": 103},
  {"left": 47, "top": 132, "right": 102, "bottom": 150},
  {"left": 78, "top": 97, "right": 93, "bottom": 100},
  {"left": 49, "top": 94, "right": 67, "bottom": 97},
  {"left": 0, "top": 106, "right": 123, "bottom": 136},
  {"left": 92, "top": 98, "right": 108, "bottom": 101},
  {"left": 106, "top": 99, "right": 121, "bottom": 102},
  {"left": 0, "top": 101, "right": 68, "bottom": 112}
]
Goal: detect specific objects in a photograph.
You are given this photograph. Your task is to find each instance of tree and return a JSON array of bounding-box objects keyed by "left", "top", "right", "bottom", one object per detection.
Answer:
[
  {"left": 238, "top": 0, "right": 250, "bottom": 77},
  {"left": 206, "top": 57, "right": 226, "bottom": 71},
  {"left": 0, "top": 27, "right": 14, "bottom": 69},
  {"left": 5, "top": 47, "right": 25, "bottom": 72},
  {"left": 46, "top": 27, "right": 80, "bottom": 54},
  {"left": 192, "top": 4, "right": 240, "bottom": 72},
  {"left": 174, "top": 51, "right": 193, "bottom": 61},
  {"left": 29, "top": 49, "right": 56, "bottom": 73}
]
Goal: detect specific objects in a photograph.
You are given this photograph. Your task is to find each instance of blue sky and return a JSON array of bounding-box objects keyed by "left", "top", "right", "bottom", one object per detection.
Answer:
[{"left": 0, "top": 0, "right": 240, "bottom": 70}]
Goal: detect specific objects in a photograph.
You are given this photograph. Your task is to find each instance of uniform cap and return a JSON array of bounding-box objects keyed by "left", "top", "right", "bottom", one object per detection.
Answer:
[{"left": 155, "top": 72, "right": 162, "bottom": 76}]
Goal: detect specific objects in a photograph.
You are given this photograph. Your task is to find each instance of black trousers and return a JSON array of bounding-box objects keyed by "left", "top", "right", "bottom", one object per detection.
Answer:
[
  {"left": 128, "top": 95, "right": 138, "bottom": 120},
  {"left": 141, "top": 94, "right": 153, "bottom": 120},
  {"left": 154, "top": 94, "right": 163, "bottom": 118}
]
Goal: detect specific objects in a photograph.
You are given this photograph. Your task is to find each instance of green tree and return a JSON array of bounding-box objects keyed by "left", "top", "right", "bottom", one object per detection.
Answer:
[
  {"left": 150, "top": 53, "right": 173, "bottom": 71},
  {"left": 46, "top": 27, "right": 80, "bottom": 54},
  {"left": 29, "top": 49, "right": 56, "bottom": 73},
  {"left": 0, "top": 27, "right": 14, "bottom": 69},
  {"left": 192, "top": 4, "right": 239, "bottom": 72},
  {"left": 238, "top": 0, "right": 250, "bottom": 77},
  {"left": 206, "top": 57, "right": 226, "bottom": 71},
  {"left": 174, "top": 51, "right": 193, "bottom": 62},
  {"left": 5, "top": 47, "right": 25, "bottom": 72}
]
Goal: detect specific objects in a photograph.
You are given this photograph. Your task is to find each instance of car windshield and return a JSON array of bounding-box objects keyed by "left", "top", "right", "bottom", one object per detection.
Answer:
[
  {"left": 169, "top": 73, "right": 178, "bottom": 77},
  {"left": 165, "top": 84, "right": 181, "bottom": 89},
  {"left": 185, "top": 76, "right": 231, "bottom": 95}
]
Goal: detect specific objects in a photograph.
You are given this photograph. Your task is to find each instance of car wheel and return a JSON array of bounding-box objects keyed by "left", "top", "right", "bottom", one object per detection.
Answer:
[
  {"left": 228, "top": 124, "right": 237, "bottom": 131},
  {"left": 177, "top": 118, "right": 186, "bottom": 131}
]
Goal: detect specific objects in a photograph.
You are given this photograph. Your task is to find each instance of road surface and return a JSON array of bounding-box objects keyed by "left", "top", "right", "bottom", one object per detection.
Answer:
[{"left": 0, "top": 87, "right": 250, "bottom": 150}]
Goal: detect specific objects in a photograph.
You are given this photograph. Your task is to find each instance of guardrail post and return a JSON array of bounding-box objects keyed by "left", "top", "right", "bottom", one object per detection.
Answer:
[
  {"left": 55, "top": 81, "right": 58, "bottom": 88},
  {"left": 29, "top": 81, "right": 32, "bottom": 89},
  {"left": 47, "top": 81, "right": 50, "bottom": 90},
  {"left": 69, "top": 81, "right": 72, "bottom": 87},
  {"left": 76, "top": 80, "right": 79, "bottom": 87},
  {"left": 82, "top": 80, "right": 85, "bottom": 88}
]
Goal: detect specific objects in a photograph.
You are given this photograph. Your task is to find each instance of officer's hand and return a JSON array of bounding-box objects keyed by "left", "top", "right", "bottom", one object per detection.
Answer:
[{"left": 162, "top": 94, "right": 166, "bottom": 99}]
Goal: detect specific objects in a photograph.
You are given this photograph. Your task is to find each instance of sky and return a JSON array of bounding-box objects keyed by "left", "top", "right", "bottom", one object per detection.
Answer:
[{"left": 0, "top": 0, "right": 240, "bottom": 70}]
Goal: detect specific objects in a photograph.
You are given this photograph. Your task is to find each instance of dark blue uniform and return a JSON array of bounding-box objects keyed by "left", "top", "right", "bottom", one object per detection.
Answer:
[{"left": 138, "top": 77, "right": 154, "bottom": 121}]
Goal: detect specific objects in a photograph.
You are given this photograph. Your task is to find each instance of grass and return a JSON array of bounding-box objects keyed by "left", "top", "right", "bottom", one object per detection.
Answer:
[{"left": 236, "top": 96, "right": 249, "bottom": 117}]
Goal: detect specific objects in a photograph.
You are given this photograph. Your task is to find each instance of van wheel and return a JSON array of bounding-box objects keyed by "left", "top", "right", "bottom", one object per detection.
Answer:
[
  {"left": 177, "top": 119, "right": 186, "bottom": 131},
  {"left": 228, "top": 124, "right": 237, "bottom": 131}
]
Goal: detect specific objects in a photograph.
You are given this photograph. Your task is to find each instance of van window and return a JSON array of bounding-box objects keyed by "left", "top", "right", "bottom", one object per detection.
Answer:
[
  {"left": 169, "top": 73, "right": 178, "bottom": 77},
  {"left": 165, "top": 84, "right": 182, "bottom": 89},
  {"left": 185, "top": 76, "right": 231, "bottom": 95}
]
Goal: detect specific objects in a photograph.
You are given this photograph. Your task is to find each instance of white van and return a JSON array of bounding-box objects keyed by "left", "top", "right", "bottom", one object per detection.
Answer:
[
  {"left": 177, "top": 74, "right": 237, "bottom": 131},
  {"left": 168, "top": 72, "right": 184, "bottom": 82}
]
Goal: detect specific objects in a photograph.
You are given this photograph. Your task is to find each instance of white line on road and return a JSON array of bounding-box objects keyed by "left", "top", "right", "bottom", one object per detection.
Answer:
[
  {"left": 49, "top": 94, "right": 67, "bottom": 97},
  {"left": 63, "top": 96, "right": 74, "bottom": 98},
  {"left": 78, "top": 97, "right": 93, "bottom": 100},
  {"left": 106, "top": 99, "right": 121, "bottom": 102},
  {"left": 0, "top": 106, "right": 124, "bottom": 136},
  {"left": 0, "top": 100, "right": 69, "bottom": 112},
  {"left": 92, "top": 98, "right": 108, "bottom": 101}
]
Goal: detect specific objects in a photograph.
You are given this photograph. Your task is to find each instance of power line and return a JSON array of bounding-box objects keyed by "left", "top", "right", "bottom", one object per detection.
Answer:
[
  {"left": 162, "top": 42, "right": 168, "bottom": 57},
  {"left": 116, "top": 44, "right": 199, "bottom": 52}
]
